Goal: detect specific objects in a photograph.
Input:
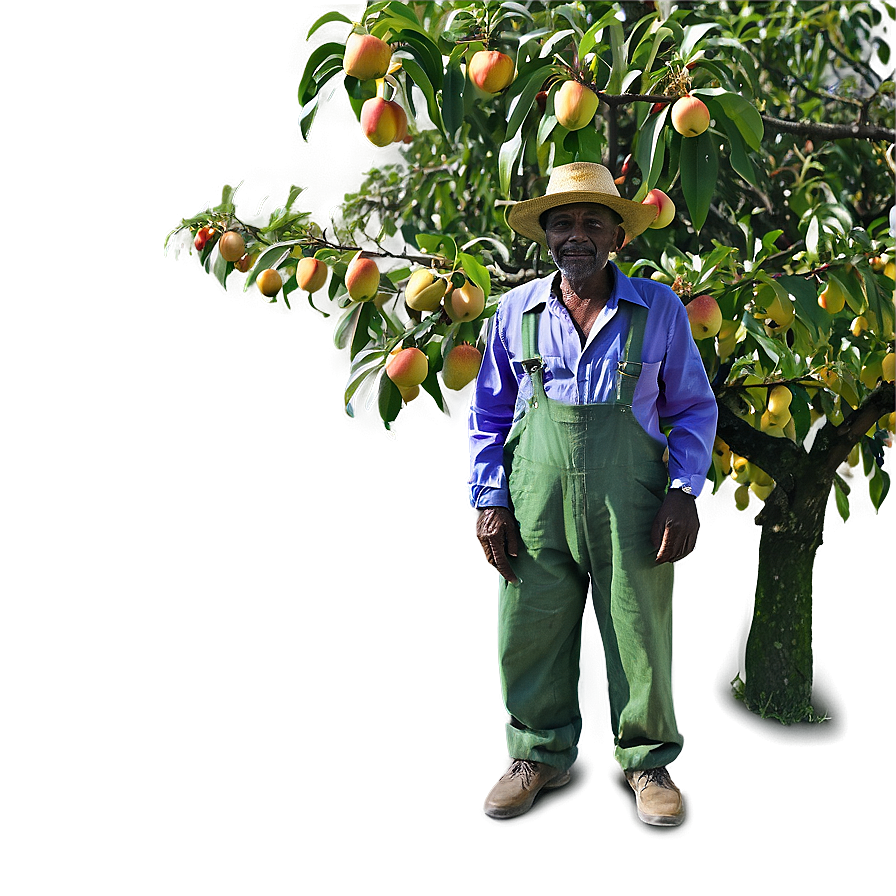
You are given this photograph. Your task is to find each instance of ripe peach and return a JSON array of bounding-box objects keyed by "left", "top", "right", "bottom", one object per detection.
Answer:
[
  {"left": 671, "top": 95, "right": 710, "bottom": 136},
  {"left": 818, "top": 280, "right": 846, "bottom": 313},
  {"left": 296, "top": 257, "right": 328, "bottom": 294},
  {"left": 218, "top": 231, "right": 246, "bottom": 262},
  {"left": 405, "top": 268, "right": 448, "bottom": 312},
  {"left": 345, "top": 252, "right": 380, "bottom": 302},
  {"left": 554, "top": 80, "right": 599, "bottom": 131},
  {"left": 686, "top": 294, "right": 722, "bottom": 339},
  {"left": 441, "top": 344, "right": 482, "bottom": 390},
  {"left": 642, "top": 189, "right": 675, "bottom": 228},
  {"left": 360, "top": 97, "right": 405, "bottom": 146},
  {"left": 386, "top": 347, "right": 428, "bottom": 388},
  {"left": 468, "top": 50, "right": 514, "bottom": 93},
  {"left": 342, "top": 32, "right": 391, "bottom": 81},
  {"left": 444, "top": 279, "right": 485, "bottom": 322},
  {"left": 256, "top": 269, "right": 282, "bottom": 297}
]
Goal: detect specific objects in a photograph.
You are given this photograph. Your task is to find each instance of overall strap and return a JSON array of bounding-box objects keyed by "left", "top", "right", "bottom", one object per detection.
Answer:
[
  {"left": 616, "top": 302, "right": 648, "bottom": 407},
  {"left": 520, "top": 305, "right": 546, "bottom": 408}
]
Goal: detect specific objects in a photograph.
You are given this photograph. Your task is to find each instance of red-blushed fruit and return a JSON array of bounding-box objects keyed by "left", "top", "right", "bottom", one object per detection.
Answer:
[
  {"left": 342, "top": 32, "right": 391, "bottom": 81},
  {"left": 441, "top": 344, "right": 483, "bottom": 390},
  {"left": 398, "top": 384, "right": 419, "bottom": 402},
  {"left": 650, "top": 101, "right": 670, "bottom": 115},
  {"left": 535, "top": 90, "right": 548, "bottom": 113},
  {"left": 256, "top": 269, "right": 282, "bottom": 297},
  {"left": 360, "top": 97, "right": 404, "bottom": 146},
  {"left": 686, "top": 294, "right": 723, "bottom": 340},
  {"left": 218, "top": 231, "right": 246, "bottom": 262},
  {"left": 817, "top": 280, "right": 846, "bottom": 313},
  {"left": 234, "top": 252, "right": 257, "bottom": 273},
  {"left": 444, "top": 279, "right": 485, "bottom": 322},
  {"left": 345, "top": 252, "right": 380, "bottom": 302},
  {"left": 468, "top": 50, "right": 515, "bottom": 93},
  {"left": 390, "top": 101, "right": 408, "bottom": 143},
  {"left": 194, "top": 226, "right": 211, "bottom": 251},
  {"left": 296, "top": 257, "right": 328, "bottom": 293},
  {"left": 386, "top": 347, "right": 428, "bottom": 388},
  {"left": 642, "top": 189, "right": 675, "bottom": 228},
  {"left": 554, "top": 80, "right": 599, "bottom": 130},
  {"left": 671, "top": 95, "right": 710, "bottom": 136},
  {"left": 620, "top": 154, "right": 633, "bottom": 177}
]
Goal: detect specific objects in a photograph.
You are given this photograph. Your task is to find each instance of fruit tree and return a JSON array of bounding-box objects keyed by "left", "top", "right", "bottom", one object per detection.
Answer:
[{"left": 165, "top": 1, "right": 896, "bottom": 724}]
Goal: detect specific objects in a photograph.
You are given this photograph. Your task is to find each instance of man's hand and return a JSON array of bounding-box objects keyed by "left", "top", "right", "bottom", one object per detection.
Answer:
[
  {"left": 651, "top": 489, "right": 699, "bottom": 564},
  {"left": 476, "top": 506, "right": 520, "bottom": 583}
]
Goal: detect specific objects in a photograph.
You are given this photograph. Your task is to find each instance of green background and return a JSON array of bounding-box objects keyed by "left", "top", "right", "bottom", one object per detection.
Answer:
[{"left": 0, "top": 2, "right": 894, "bottom": 894}]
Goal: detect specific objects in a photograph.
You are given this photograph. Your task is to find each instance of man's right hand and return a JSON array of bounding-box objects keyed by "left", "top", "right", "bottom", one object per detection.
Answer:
[{"left": 476, "top": 506, "right": 520, "bottom": 584}]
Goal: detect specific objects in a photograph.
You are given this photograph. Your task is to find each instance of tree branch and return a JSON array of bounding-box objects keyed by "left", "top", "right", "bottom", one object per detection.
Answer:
[
  {"left": 812, "top": 380, "right": 896, "bottom": 474},
  {"left": 760, "top": 114, "right": 894, "bottom": 142}
]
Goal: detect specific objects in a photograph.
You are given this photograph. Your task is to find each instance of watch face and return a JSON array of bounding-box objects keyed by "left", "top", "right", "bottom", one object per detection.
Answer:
[{"left": 680, "top": 486, "right": 693, "bottom": 494}]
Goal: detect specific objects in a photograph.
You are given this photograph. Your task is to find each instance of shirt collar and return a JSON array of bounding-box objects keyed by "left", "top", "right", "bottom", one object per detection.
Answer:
[{"left": 520, "top": 262, "right": 649, "bottom": 313}]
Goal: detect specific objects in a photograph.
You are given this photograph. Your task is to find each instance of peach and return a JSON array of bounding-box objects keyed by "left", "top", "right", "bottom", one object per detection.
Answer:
[
  {"left": 342, "top": 33, "right": 391, "bottom": 81},
  {"left": 671, "top": 95, "right": 710, "bottom": 137},
  {"left": 360, "top": 97, "right": 405, "bottom": 146},
  {"left": 218, "top": 231, "right": 246, "bottom": 262},
  {"left": 554, "top": 80, "right": 599, "bottom": 131},
  {"left": 405, "top": 268, "right": 448, "bottom": 312},
  {"left": 444, "top": 279, "right": 485, "bottom": 322},
  {"left": 296, "top": 257, "right": 328, "bottom": 294},
  {"left": 642, "top": 189, "right": 675, "bottom": 228},
  {"left": 468, "top": 50, "right": 514, "bottom": 93},
  {"left": 345, "top": 252, "right": 380, "bottom": 302},
  {"left": 441, "top": 344, "right": 482, "bottom": 390},
  {"left": 386, "top": 347, "right": 428, "bottom": 388},
  {"left": 686, "top": 294, "right": 722, "bottom": 339}
]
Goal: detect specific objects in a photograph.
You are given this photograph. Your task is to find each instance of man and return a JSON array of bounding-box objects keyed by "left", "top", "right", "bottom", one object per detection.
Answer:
[{"left": 469, "top": 162, "right": 718, "bottom": 826}]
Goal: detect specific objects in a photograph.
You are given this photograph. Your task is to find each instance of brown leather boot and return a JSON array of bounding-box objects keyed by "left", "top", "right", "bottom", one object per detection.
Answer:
[
  {"left": 624, "top": 766, "right": 685, "bottom": 826},
  {"left": 483, "top": 758, "right": 571, "bottom": 819}
]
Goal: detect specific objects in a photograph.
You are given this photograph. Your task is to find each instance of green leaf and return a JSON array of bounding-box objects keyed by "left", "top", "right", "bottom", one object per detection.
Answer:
[
  {"left": 350, "top": 302, "right": 376, "bottom": 359},
  {"left": 213, "top": 252, "right": 232, "bottom": 289},
  {"left": 679, "top": 22, "right": 717, "bottom": 62},
  {"left": 298, "top": 42, "right": 345, "bottom": 105},
  {"left": 377, "top": 371, "right": 403, "bottom": 428},
  {"left": 398, "top": 55, "right": 445, "bottom": 135},
  {"left": 442, "top": 62, "right": 465, "bottom": 137},
  {"left": 334, "top": 303, "right": 362, "bottom": 351},
  {"left": 692, "top": 88, "right": 763, "bottom": 151},
  {"left": 833, "top": 474, "right": 851, "bottom": 522},
  {"left": 633, "top": 105, "right": 669, "bottom": 197},
  {"left": 503, "top": 63, "right": 555, "bottom": 143},
  {"left": 498, "top": 128, "right": 524, "bottom": 195},
  {"left": 778, "top": 274, "right": 829, "bottom": 343},
  {"left": 416, "top": 232, "right": 457, "bottom": 263},
  {"left": 870, "top": 466, "right": 891, "bottom": 511},
  {"left": 679, "top": 130, "right": 718, "bottom": 233},
  {"left": 704, "top": 97, "right": 756, "bottom": 186},
  {"left": 459, "top": 252, "right": 491, "bottom": 298},
  {"left": 306, "top": 10, "right": 352, "bottom": 38},
  {"left": 578, "top": 8, "right": 620, "bottom": 58}
]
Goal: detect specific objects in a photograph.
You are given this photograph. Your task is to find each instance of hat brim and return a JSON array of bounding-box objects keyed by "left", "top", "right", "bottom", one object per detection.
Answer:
[{"left": 507, "top": 191, "right": 659, "bottom": 247}]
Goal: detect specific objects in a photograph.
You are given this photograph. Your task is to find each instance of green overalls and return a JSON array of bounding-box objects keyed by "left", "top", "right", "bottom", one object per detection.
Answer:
[{"left": 499, "top": 302, "right": 683, "bottom": 773}]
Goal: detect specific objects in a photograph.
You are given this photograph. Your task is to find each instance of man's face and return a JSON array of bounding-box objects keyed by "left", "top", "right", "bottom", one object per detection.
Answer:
[{"left": 543, "top": 202, "right": 624, "bottom": 283}]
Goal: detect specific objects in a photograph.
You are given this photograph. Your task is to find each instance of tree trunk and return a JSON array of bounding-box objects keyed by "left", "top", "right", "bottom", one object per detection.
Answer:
[{"left": 741, "top": 480, "right": 828, "bottom": 722}]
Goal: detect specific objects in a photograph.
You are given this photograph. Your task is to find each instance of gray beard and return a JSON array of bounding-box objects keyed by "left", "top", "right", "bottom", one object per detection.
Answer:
[{"left": 555, "top": 252, "right": 599, "bottom": 285}]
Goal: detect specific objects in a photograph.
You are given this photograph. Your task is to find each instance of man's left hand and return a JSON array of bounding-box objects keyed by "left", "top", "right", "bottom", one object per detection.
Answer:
[{"left": 651, "top": 489, "right": 699, "bottom": 564}]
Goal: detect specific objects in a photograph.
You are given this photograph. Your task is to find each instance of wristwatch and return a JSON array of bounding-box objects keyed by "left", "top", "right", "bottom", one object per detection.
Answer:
[{"left": 676, "top": 485, "right": 694, "bottom": 495}]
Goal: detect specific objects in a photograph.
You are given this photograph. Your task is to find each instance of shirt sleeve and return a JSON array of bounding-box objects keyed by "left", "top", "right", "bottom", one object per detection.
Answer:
[
  {"left": 656, "top": 299, "right": 719, "bottom": 497},
  {"left": 468, "top": 304, "right": 519, "bottom": 508}
]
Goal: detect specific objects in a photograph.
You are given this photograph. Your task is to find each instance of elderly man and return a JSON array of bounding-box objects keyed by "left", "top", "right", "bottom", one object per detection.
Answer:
[{"left": 469, "top": 162, "right": 717, "bottom": 826}]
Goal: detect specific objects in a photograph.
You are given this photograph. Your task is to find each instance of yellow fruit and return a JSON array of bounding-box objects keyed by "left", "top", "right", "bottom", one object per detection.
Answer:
[
  {"left": 847, "top": 444, "right": 861, "bottom": 467},
  {"left": 731, "top": 453, "right": 750, "bottom": 484},
  {"left": 398, "top": 384, "right": 419, "bottom": 403},
  {"left": 860, "top": 357, "right": 883, "bottom": 389},
  {"left": 767, "top": 386, "right": 792, "bottom": 417},
  {"left": 686, "top": 294, "right": 722, "bottom": 340},
  {"left": 386, "top": 347, "right": 428, "bottom": 388},
  {"left": 444, "top": 279, "right": 485, "bottom": 322},
  {"left": 750, "top": 481, "right": 775, "bottom": 501},
  {"left": 345, "top": 252, "right": 380, "bottom": 302},
  {"left": 642, "top": 189, "right": 675, "bottom": 229},
  {"left": 360, "top": 97, "right": 405, "bottom": 146},
  {"left": 467, "top": 50, "right": 515, "bottom": 93},
  {"left": 671, "top": 95, "right": 711, "bottom": 136},
  {"left": 712, "top": 437, "right": 732, "bottom": 476},
  {"left": 343, "top": 32, "right": 392, "bottom": 81},
  {"left": 296, "top": 257, "right": 328, "bottom": 294},
  {"left": 734, "top": 484, "right": 750, "bottom": 510},
  {"left": 850, "top": 316, "right": 868, "bottom": 336},
  {"left": 884, "top": 261, "right": 896, "bottom": 281},
  {"left": 219, "top": 231, "right": 246, "bottom": 263},
  {"left": 882, "top": 352, "right": 895, "bottom": 382},
  {"left": 554, "top": 80, "right": 599, "bottom": 130},
  {"left": 764, "top": 293, "right": 795, "bottom": 328},
  {"left": 441, "top": 344, "right": 483, "bottom": 390},
  {"left": 405, "top": 269, "right": 448, "bottom": 312},
  {"left": 256, "top": 268, "right": 282, "bottom": 297},
  {"left": 818, "top": 279, "right": 846, "bottom": 314}
]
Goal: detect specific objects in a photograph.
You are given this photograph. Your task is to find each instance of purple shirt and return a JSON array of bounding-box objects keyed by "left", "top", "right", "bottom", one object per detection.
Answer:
[{"left": 469, "top": 263, "right": 718, "bottom": 507}]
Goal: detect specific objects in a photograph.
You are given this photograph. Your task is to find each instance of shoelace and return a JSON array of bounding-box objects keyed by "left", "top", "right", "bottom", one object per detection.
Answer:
[
  {"left": 507, "top": 759, "right": 538, "bottom": 785},
  {"left": 635, "top": 767, "right": 674, "bottom": 789}
]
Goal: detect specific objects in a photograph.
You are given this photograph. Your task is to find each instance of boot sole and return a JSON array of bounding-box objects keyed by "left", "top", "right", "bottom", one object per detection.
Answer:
[
  {"left": 483, "top": 770, "right": 572, "bottom": 819},
  {"left": 635, "top": 807, "right": 685, "bottom": 826}
]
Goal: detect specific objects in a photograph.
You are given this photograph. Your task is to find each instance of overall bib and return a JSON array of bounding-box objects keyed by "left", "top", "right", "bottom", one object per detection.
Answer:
[{"left": 499, "top": 302, "right": 683, "bottom": 773}]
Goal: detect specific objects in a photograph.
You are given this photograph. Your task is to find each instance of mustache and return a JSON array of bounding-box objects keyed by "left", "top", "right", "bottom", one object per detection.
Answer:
[{"left": 560, "top": 247, "right": 595, "bottom": 256}]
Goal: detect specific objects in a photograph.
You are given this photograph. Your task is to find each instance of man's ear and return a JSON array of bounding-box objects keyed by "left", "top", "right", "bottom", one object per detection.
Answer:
[{"left": 613, "top": 226, "right": 625, "bottom": 251}]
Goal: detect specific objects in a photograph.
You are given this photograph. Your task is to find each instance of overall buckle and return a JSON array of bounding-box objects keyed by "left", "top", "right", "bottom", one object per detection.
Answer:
[
  {"left": 521, "top": 357, "right": 544, "bottom": 374},
  {"left": 617, "top": 359, "right": 643, "bottom": 377}
]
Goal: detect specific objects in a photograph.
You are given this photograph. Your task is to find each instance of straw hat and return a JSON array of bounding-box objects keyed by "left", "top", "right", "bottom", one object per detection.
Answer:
[{"left": 507, "top": 162, "right": 658, "bottom": 247}]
